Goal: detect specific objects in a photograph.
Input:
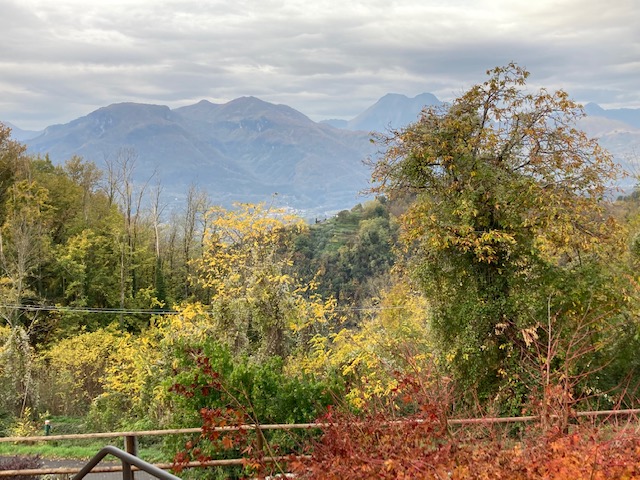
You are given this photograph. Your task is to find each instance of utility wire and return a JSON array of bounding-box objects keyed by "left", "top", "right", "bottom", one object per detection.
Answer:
[
  {"left": 0, "top": 303, "right": 408, "bottom": 316},
  {"left": 0, "top": 304, "right": 179, "bottom": 315}
]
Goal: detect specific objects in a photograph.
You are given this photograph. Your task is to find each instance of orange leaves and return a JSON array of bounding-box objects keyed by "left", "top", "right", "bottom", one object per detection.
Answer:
[
  {"left": 220, "top": 435, "right": 234, "bottom": 450},
  {"left": 294, "top": 418, "right": 640, "bottom": 480}
]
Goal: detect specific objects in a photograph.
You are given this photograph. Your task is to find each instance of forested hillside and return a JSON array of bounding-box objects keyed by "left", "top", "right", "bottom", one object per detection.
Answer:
[
  {"left": 0, "top": 122, "right": 397, "bottom": 425},
  {"left": 1, "top": 64, "right": 640, "bottom": 479}
]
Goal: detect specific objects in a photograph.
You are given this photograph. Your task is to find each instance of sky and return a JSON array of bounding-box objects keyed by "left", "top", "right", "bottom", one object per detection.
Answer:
[{"left": 1, "top": 0, "right": 639, "bottom": 131}]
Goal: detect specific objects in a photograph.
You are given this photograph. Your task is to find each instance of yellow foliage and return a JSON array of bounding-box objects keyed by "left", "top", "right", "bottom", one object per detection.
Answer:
[
  {"left": 159, "top": 302, "right": 215, "bottom": 345},
  {"left": 0, "top": 324, "right": 9, "bottom": 343},
  {"left": 41, "top": 326, "right": 131, "bottom": 413},
  {"left": 290, "top": 278, "right": 433, "bottom": 405},
  {"left": 183, "top": 202, "right": 337, "bottom": 357},
  {"left": 41, "top": 322, "right": 166, "bottom": 417},
  {"left": 101, "top": 328, "right": 161, "bottom": 403},
  {"left": 197, "top": 202, "right": 306, "bottom": 297}
]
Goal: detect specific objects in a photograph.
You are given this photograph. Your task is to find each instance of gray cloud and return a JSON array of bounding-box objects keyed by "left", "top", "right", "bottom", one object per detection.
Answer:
[{"left": 1, "top": 0, "right": 639, "bottom": 130}]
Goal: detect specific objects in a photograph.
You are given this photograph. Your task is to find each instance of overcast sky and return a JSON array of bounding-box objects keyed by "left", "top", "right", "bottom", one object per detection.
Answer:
[{"left": 1, "top": 0, "right": 639, "bottom": 130}]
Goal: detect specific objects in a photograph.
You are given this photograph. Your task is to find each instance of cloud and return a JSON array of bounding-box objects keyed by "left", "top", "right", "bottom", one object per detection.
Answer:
[{"left": 1, "top": 0, "right": 639, "bottom": 130}]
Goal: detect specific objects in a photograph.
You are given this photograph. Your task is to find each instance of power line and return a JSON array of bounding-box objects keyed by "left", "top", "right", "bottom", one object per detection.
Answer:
[
  {"left": 0, "top": 304, "right": 178, "bottom": 315},
  {"left": 0, "top": 303, "right": 409, "bottom": 316}
]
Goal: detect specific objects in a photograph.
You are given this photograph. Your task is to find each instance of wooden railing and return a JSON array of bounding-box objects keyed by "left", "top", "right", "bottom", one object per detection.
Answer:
[{"left": 0, "top": 408, "right": 638, "bottom": 477}]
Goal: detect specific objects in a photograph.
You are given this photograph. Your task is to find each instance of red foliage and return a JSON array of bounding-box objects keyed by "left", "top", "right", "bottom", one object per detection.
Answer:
[
  {"left": 291, "top": 417, "right": 640, "bottom": 479},
  {"left": 450, "top": 427, "right": 640, "bottom": 480},
  {"left": 171, "top": 355, "right": 640, "bottom": 479},
  {"left": 289, "top": 374, "right": 640, "bottom": 479}
]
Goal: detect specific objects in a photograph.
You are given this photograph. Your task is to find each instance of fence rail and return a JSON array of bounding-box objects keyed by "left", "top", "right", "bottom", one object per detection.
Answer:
[
  {"left": 1, "top": 408, "right": 638, "bottom": 477},
  {"left": 2, "top": 408, "right": 639, "bottom": 444}
]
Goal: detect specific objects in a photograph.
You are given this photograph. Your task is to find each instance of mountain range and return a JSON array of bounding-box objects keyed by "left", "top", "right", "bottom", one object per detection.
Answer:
[{"left": 4, "top": 94, "right": 640, "bottom": 216}]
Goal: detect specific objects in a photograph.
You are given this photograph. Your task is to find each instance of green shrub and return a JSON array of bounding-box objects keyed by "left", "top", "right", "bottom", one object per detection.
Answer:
[{"left": 166, "top": 338, "right": 343, "bottom": 477}]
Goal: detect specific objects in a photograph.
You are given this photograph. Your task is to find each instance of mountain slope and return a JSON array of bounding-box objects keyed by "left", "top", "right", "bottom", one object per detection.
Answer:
[
  {"left": 575, "top": 105, "right": 640, "bottom": 192},
  {"left": 23, "top": 98, "right": 375, "bottom": 214},
  {"left": 13, "top": 94, "right": 640, "bottom": 214},
  {"left": 3, "top": 121, "right": 42, "bottom": 141}
]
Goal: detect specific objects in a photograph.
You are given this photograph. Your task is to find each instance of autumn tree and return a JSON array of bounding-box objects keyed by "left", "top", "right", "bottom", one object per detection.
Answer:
[
  {"left": 371, "top": 64, "right": 625, "bottom": 401},
  {"left": 100, "top": 148, "right": 159, "bottom": 329},
  {"left": 297, "top": 276, "right": 431, "bottom": 409},
  {"left": 191, "top": 202, "right": 335, "bottom": 358},
  {"left": 0, "top": 124, "right": 30, "bottom": 222},
  {"left": 177, "top": 184, "right": 209, "bottom": 300},
  {"left": 0, "top": 126, "right": 48, "bottom": 416},
  {"left": 61, "top": 156, "right": 103, "bottom": 227},
  {"left": 30, "top": 156, "right": 132, "bottom": 335}
]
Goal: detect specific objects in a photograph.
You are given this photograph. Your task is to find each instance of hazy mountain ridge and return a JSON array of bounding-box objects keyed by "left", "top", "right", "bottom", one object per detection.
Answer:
[
  {"left": 347, "top": 93, "right": 443, "bottom": 132},
  {"left": 584, "top": 103, "right": 640, "bottom": 130},
  {"left": 20, "top": 98, "right": 376, "bottom": 215},
  {"left": 577, "top": 105, "right": 640, "bottom": 189},
  {"left": 3, "top": 121, "right": 41, "bottom": 141},
  {"left": 4, "top": 94, "right": 640, "bottom": 214}
]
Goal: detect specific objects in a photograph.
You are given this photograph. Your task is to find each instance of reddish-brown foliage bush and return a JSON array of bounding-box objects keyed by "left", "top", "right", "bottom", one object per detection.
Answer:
[
  {"left": 171, "top": 353, "right": 640, "bottom": 479},
  {"left": 289, "top": 373, "right": 457, "bottom": 479},
  {"left": 291, "top": 418, "right": 640, "bottom": 479},
  {"left": 289, "top": 373, "right": 640, "bottom": 479},
  {"left": 452, "top": 427, "right": 640, "bottom": 479}
]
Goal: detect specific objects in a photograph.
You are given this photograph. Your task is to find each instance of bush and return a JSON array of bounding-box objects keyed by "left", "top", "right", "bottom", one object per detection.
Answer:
[
  {"left": 168, "top": 338, "right": 343, "bottom": 478},
  {"left": 38, "top": 326, "right": 131, "bottom": 416},
  {"left": 290, "top": 371, "right": 454, "bottom": 479},
  {"left": 168, "top": 339, "right": 341, "bottom": 427},
  {"left": 290, "top": 369, "right": 640, "bottom": 479}
]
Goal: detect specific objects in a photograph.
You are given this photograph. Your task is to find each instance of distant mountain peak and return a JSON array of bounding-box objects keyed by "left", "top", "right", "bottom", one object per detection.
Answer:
[
  {"left": 378, "top": 93, "right": 409, "bottom": 100},
  {"left": 173, "top": 99, "right": 221, "bottom": 120},
  {"left": 21, "top": 96, "right": 375, "bottom": 216},
  {"left": 378, "top": 92, "right": 440, "bottom": 103},
  {"left": 584, "top": 102, "right": 605, "bottom": 115},
  {"left": 195, "top": 99, "right": 217, "bottom": 106},
  {"left": 346, "top": 92, "right": 443, "bottom": 132},
  {"left": 584, "top": 103, "right": 640, "bottom": 129},
  {"left": 98, "top": 102, "right": 171, "bottom": 115},
  {"left": 226, "top": 96, "right": 297, "bottom": 111},
  {"left": 3, "top": 121, "right": 42, "bottom": 141}
]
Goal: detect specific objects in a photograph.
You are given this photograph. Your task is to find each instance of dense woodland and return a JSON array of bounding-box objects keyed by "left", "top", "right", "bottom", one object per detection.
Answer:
[{"left": 2, "top": 65, "right": 640, "bottom": 478}]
